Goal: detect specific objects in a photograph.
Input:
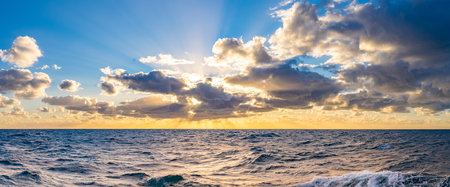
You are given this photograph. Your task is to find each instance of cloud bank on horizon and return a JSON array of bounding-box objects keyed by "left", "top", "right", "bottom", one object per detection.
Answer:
[{"left": 1, "top": 0, "right": 449, "bottom": 127}]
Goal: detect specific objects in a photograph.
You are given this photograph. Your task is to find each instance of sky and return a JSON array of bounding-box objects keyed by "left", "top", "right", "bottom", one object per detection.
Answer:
[{"left": 0, "top": 0, "right": 449, "bottom": 129}]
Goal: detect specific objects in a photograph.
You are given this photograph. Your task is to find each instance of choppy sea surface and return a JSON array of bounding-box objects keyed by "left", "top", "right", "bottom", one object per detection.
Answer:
[{"left": 0, "top": 130, "right": 449, "bottom": 186}]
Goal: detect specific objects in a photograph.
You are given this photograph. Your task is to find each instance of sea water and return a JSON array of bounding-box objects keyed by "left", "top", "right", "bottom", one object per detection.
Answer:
[{"left": 0, "top": 130, "right": 449, "bottom": 186}]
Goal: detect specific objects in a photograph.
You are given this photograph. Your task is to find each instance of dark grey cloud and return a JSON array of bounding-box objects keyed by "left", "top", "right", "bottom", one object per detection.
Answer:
[
  {"left": 227, "top": 61, "right": 341, "bottom": 109},
  {"left": 323, "top": 90, "right": 409, "bottom": 113},
  {"left": 181, "top": 82, "right": 253, "bottom": 119},
  {"left": 268, "top": 0, "right": 450, "bottom": 113},
  {"left": 99, "top": 81, "right": 117, "bottom": 95},
  {"left": 337, "top": 0, "right": 450, "bottom": 112},
  {"left": 0, "top": 69, "right": 51, "bottom": 99},
  {"left": 106, "top": 71, "right": 186, "bottom": 94},
  {"left": 43, "top": 80, "right": 265, "bottom": 120}
]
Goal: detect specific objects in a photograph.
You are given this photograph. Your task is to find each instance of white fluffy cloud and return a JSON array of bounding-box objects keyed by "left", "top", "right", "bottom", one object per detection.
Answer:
[
  {"left": 206, "top": 37, "right": 274, "bottom": 71},
  {"left": 0, "top": 36, "right": 42, "bottom": 68}
]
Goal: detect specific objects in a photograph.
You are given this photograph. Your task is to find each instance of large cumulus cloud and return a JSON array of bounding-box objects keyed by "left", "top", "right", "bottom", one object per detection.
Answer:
[{"left": 268, "top": 0, "right": 450, "bottom": 113}]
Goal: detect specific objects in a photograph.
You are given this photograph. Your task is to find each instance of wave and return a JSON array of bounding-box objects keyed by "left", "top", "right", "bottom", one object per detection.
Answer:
[
  {"left": 0, "top": 159, "right": 23, "bottom": 166},
  {"left": 140, "top": 175, "right": 184, "bottom": 186},
  {"left": 121, "top": 172, "right": 149, "bottom": 180},
  {"left": 373, "top": 145, "right": 392, "bottom": 150},
  {"left": 299, "top": 171, "right": 450, "bottom": 187}
]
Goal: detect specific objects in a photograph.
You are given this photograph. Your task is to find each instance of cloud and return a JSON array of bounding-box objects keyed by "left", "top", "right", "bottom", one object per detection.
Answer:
[
  {"left": 270, "top": 2, "right": 322, "bottom": 57},
  {"left": 32, "top": 0, "right": 450, "bottom": 123},
  {"left": 139, "top": 54, "right": 195, "bottom": 65},
  {"left": 266, "top": 0, "right": 450, "bottom": 113},
  {"left": 209, "top": 37, "right": 273, "bottom": 67},
  {"left": 323, "top": 90, "right": 409, "bottom": 113},
  {"left": 2, "top": 107, "right": 28, "bottom": 117},
  {"left": 270, "top": 0, "right": 294, "bottom": 11},
  {"left": 0, "top": 36, "right": 42, "bottom": 68},
  {"left": 100, "top": 66, "right": 126, "bottom": 76},
  {"left": 0, "top": 95, "right": 20, "bottom": 108},
  {"left": 40, "top": 65, "right": 49, "bottom": 70},
  {"left": 102, "top": 67, "right": 267, "bottom": 119},
  {"left": 42, "top": 95, "right": 115, "bottom": 114},
  {"left": 227, "top": 61, "right": 341, "bottom": 109},
  {"left": 0, "top": 69, "right": 51, "bottom": 99},
  {"left": 99, "top": 81, "right": 118, "bottom": 96},
  {"left": 104, "top": 70, "right": 186, "bottom": 94},
  {"left": 42, "top": 95, "right": 188, "bottom": 119},
  {"left": 58, "top": 79, "right": 81, "bottom": 92},
  {"left": 180, "top": 82, "right": 254, "bottom": 119},
  {"left": 40, "top": 107, "right": 56, "bottom": 113},
  {"left": 53, "top": 64, "right": 61, "bottom": 70},
  {"left": 118, "top": 96, "right": 188, "bottom": 118},
  {"left": 44, "top": 78, "right": 268, "bottom": 120}
]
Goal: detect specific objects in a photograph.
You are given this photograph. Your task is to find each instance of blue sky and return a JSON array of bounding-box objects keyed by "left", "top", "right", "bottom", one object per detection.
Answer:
[{"left": 0, "top": 0, "right": 282, "bottom": 94}]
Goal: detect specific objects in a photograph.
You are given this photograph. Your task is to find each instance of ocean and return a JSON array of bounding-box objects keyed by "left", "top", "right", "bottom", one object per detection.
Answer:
[{"left": 0, "top": 130, "right": 449, "bottom": 186}]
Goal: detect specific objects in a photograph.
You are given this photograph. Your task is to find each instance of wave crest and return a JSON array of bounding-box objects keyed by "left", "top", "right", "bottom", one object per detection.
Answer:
[{"left": 299, "top": 171, "right": 449, "bottom": 187}]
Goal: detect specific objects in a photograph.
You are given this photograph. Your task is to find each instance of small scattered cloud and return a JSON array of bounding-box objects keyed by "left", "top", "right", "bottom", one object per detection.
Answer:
[
  {"left": 58, "top": 79, "right": 81, "bottom": 92},
  {"left": 99, "top": 81, "right": 118, "bottom": 96},
  {"left": 100, "top": 66, "right": 125, "bottom": 76},
  {"left": 53, "top": 64, "right": 61, "bottom": 70},
  {"left": 270, "top": 0, "right": 294, "bottom": 11},
  {"left": 139, "top": 54, "right": 195, "bottom": 65},
  {"left": 40, "top": 65, "right": 50, "bottom": 70},
  {"left": 40, "top": 106, "right": 56, "bottom": 113}
]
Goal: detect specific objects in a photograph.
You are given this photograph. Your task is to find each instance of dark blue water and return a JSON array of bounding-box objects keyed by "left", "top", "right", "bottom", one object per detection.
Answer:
[{"left": 0, "top": 130, "right": 449, "bottom": 186}]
